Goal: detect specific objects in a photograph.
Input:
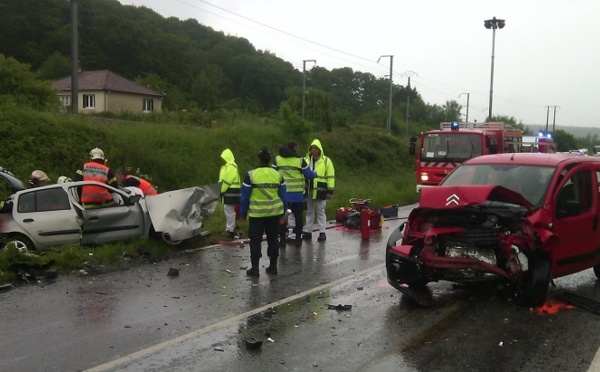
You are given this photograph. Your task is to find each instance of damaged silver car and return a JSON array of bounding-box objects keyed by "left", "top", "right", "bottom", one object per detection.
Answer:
[{"left": 0, "top": 181, "right": 220, "bottom": 251}]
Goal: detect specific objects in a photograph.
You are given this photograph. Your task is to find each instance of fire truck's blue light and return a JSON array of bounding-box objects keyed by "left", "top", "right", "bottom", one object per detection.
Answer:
[
  {"left": 546, "top": 133, "right": 552, "bottom": 138},
  {"left": 537, "top": 132, "right": 544, "bottom": 137},
  {"left": 450, "top": 122, "right": 460, "bottom": 131}
]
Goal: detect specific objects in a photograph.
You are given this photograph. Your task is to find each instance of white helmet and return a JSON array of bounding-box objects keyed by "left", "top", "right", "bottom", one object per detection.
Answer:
[
  {"left": 57, "top": 176, "right": 72, "bottom": 184},
  {"left": 31, "top": 170, "right": 50, "bottom": 182},
  {"left": 30, "top": 170, "right": 50, "bottom": 187},
  {"left": 89, "top": 147, "right": 105, "bottom": 160}
]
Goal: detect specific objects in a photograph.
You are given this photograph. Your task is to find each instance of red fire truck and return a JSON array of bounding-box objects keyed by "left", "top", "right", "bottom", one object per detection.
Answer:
[
  {"left": 410, "top": 122, "right": 523, "bottom": 191},
  {"left": 521, "top": 133, "right": 556, "bottom": 153}
]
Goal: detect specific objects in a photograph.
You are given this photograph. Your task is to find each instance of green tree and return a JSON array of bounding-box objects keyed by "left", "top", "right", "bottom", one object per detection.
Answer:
[
  {"left": 37, "top": 52, "right": 71, "bottom": 80},
  {"left": 279, "top": 102, "right": 313, "bottom": 141},
  {"left": 0, "top": 54, "right": 58, "bottom": 110},
  {"left": 553, "top": 129, "right": 578, "bottom": 152}
]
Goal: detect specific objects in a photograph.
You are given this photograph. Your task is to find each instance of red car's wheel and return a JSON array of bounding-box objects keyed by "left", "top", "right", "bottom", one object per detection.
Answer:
[{"left": 516, "top": 258, "right": 551, "bottom": 307}]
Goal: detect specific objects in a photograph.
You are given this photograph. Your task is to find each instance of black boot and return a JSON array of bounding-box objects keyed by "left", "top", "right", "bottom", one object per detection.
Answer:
[
  {"left": 247, "top": 259, "right": 260, "bottom": 277},
  {"left": 266, "top": 257, "right": 278, "bottom": 275},
  {"left": 246, "top": 267, "right": 260, "bottom": 277}
]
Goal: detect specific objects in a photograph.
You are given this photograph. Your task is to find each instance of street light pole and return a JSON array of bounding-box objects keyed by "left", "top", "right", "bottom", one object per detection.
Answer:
[
  {"left": 378, "top": 55, "right": 393, "bottom": 132},
  {"left": 484, "top": 16, "right": 505, "bottom": 122},
  {"left": 402, "top": 71, "right": 417, "bottom": 137},
  {"left": 302, "top": 59, "right": 316, "bottom": 119},
  {"left": 70, "top": 0, "right": 79, "bottom": 114},
  {"left": 459, "top": 92, "right": 470, "bottom": 122}
]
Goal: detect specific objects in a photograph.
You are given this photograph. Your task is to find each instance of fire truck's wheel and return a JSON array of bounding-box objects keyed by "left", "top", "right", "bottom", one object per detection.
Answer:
[
  {"left": 516, "top": 258, "right": 551, "bottom": 308},
  {"left": 594, "top": 264, "right": 600, "bottom": 279}
]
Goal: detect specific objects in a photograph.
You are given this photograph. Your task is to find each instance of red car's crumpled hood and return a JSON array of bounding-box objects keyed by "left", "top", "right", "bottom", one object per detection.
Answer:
[{"left": 419, "top": 185, "right": 533, "bottom": 210}]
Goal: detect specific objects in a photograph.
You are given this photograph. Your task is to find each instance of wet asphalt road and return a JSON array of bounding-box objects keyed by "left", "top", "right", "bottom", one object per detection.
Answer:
[{"left": 1, "top": 204, "right": 600, "bottom": 372}]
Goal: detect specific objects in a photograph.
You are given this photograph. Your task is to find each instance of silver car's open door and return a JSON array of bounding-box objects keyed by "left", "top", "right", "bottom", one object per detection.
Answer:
[{"left": 69, "top": 184, "right": 147, "bottom": 245}]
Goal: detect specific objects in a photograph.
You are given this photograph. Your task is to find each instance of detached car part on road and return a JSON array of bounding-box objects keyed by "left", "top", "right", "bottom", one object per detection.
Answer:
[
  {"left": 0, "top": 181, "right": 220, "bottom": 251},
  {"left": 387, "top": 153, "right": 600, "bottom": 307}
]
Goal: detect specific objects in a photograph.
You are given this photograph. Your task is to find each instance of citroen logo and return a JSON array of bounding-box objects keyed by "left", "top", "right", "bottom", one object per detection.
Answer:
[{"left": 446, "top": 194, "right": 459, "bottom": 206}]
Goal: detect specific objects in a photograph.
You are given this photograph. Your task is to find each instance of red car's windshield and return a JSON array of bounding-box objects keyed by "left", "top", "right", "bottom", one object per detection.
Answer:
[{"left": 441, "top": 164, "right": 556, "bottom": 208}]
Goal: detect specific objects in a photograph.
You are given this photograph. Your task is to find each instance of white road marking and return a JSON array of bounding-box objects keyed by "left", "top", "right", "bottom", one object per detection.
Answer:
[
  {"left": 85, "top": 263, "right": 386, "bottom": 372},
  {"left": 589, "top": 347, "right": 600, "bottom": 372}
]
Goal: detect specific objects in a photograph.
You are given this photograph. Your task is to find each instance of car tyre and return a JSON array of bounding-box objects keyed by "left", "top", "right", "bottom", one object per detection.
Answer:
[
  {"left": 161, "top": 232, "right": 183, "bottom": 246},
  {"left": 594, "top": 264, "right": 600, "bottom": 279},
  {"left": 3, "top": 233, "right": 34, "bottom": 253},
  {"left": 516, "top": 258, "right": 551, "bottom": 307}
]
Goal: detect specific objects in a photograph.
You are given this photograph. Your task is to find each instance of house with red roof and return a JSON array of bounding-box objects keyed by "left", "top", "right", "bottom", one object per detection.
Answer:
[{"left": 52, "top": 70, "right": 164, "bottom": 114}]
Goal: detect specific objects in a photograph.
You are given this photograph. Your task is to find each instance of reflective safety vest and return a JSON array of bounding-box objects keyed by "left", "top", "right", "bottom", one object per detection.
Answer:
[
  {"left": 306, "top": 156, "right": 335, "bottom": 200},
  {"left": 81, "top": 161, "right": 114, "bottom": 206},
  {"left": 219, "top": 164, "right": 241, "bottom": 205},
  {"left": 275, "top": 156, "right": 304, "bottom": 194},
  {"left": 248, "top": 167, "right": 284, "bottom": 218},
  {"left": 126, "top": 175, "right": 157, "bottom": 196}
]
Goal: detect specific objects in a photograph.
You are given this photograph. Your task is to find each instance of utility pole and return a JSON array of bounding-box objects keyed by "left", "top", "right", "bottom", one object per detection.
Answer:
[
  {"left": 301, "top": 59, "right": 316, "bottom": 119},
  {"left": 459, "top": 93, "right": 470, "bottom": 122},
  {"left": 552, "top": 105, "right": 559, "bottom": 132},
  {"left": 70, "top": 0, "right": 79, "bottom": 113},
  {"left": 378, "top": 55, "right": 393, "bottom": 132},
  {"left": 402, "top": 71, "right": 417, "bottom": 137},
  {"left": 545, "top": 105, "right": 551, "bottom": 132},
  {"left": 484, "top": 17, "right": 506, "bottom": 121}
]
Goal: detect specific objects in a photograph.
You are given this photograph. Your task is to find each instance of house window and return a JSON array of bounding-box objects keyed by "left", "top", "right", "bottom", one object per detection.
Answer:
[
  {"left": 83, "top": 94, "right": 95, "bottom": 109},
  {"left": 143, "top": 99, "right": 154, "bottom": 112},
  {"left": 59, "top": 95, "right": 71, "bottom": 108}
]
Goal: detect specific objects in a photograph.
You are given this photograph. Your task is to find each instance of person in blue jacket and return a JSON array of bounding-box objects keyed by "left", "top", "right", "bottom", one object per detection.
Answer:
[
  {"left": 239, "top": 147, "right": 287, "bottom": 277},
  {"left": 273, "top": 140, "right": 316, "bottom": 247}
]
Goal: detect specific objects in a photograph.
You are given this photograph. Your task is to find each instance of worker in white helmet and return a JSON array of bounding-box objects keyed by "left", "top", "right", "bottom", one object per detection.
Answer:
[
  {"left": 74, "top": 147, "right": 119, "bottom": 209},
  {"left": 29, "top": 170, "right": 50, "bottom": 188}
]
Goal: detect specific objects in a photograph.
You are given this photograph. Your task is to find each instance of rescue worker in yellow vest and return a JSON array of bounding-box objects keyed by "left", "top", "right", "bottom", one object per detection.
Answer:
[
  {"left": 303, "top": 139, "right": 335, "bottom": 242},
  {"left": 115, "top": 169, "right": 158, "bottom": 196},
  {"left": 273, "top": 140, "right": 316, "bottom": 247},
  {"left": 239, "top": 147, "right": 287, "bottom": 277},
  {"left": 218, "top": 149, "right": 242, "bottom": 239},
  {"left": 74, "top": 147, "right": 119, "bottom": 209}
]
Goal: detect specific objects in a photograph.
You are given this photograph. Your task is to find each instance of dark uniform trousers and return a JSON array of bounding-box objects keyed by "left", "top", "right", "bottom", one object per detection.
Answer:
[{"left": 249, "top": 215, "right": 280, "bottom": 262}]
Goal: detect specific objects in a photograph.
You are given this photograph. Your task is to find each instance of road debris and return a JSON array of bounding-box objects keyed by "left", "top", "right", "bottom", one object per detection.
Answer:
[
  {"left": 327, "top": 304, "right": 353, "bottom": 311},
  {"left": 167, "top": 268, "right": 180, "bottom": 277},
  {"left": 245, "top": 338, "right": 263, "bottom": 350}
]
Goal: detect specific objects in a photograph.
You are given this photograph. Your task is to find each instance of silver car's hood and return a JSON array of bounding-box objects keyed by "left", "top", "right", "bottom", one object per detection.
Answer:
[{"left": 145, "top": 183, "right": 220, "bottom": 241}]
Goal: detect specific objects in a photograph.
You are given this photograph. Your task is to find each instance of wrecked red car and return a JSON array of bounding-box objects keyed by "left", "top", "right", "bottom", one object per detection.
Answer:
[{"left": 386, "top": 153, "right": 600, "bottom": 307}]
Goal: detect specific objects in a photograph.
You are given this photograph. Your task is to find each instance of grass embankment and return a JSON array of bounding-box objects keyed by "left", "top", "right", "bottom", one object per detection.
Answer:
[{"left": 0, "top": 107, "right": 418, "bottom": 283}]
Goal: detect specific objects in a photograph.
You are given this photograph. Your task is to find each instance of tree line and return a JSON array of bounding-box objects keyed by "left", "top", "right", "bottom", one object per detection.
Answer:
[{"left": 0, "top": 0, "right": 474, "bottom": 135}]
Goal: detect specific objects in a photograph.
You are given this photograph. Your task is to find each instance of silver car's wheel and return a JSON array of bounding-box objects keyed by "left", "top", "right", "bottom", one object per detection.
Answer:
[
  {"left": 161, "top": 232, "right": 182, "bottom": 246},
  {"left": 3, "top": 234, "right": 33, "bottom": 253}
]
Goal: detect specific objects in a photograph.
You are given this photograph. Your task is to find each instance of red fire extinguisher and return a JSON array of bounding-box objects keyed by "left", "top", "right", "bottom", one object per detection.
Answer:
[{"left": 361, "top": 208, "right": 370, "bottom": 240}]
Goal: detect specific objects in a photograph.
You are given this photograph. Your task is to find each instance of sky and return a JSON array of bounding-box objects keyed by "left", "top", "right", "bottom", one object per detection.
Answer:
[{"left": 117, "top": 0, "right": 600, "bottom": 128}]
